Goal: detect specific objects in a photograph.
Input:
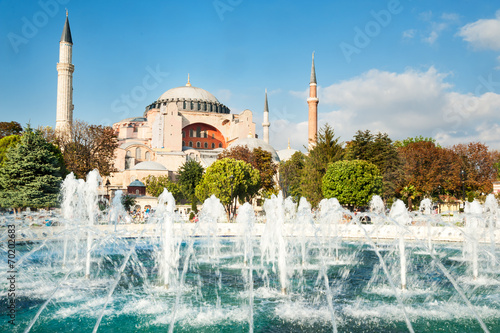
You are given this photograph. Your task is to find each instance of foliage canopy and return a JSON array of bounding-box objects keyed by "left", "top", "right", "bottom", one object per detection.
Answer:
[{"left": 322, "top": 159, "right": 382, "bottom": 207}]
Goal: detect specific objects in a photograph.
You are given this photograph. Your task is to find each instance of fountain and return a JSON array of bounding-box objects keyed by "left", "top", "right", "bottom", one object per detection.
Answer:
[{"left": 1, "top": 171, "right": 499, "bottom": 332}]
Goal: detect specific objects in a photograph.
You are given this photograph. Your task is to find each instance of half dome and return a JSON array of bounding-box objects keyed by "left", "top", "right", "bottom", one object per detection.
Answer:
[{"left": 131, "top": 161, "right": 167, "bottom": 171}]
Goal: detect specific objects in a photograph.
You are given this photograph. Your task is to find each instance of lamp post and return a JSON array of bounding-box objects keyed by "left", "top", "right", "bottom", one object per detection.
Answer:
[{"left": 460, "top": 169, "right": 466, "bottom": 205}]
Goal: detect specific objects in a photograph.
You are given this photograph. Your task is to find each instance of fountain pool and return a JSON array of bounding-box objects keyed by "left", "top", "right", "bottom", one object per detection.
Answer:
[{"left": 0, "top": 172, "right": 499, "bottom": 332}]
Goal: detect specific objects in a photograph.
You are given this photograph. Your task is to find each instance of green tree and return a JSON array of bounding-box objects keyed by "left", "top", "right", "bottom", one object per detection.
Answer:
[
  {"left": 0, "top": 127, "right": 64, "bottom": 212},
  {"left": 394, "top": 135, "right": 437, "bottom": 148},
  {"left": 345, "top": 130, "right": 401, "bottom": 200},
  {"left": 122, "top": 194, "right": 137, "bottom": 212},
  {"left": 178, "top": 160, "right": 204, "bottom": 213},
  {"left": 0, "top": 135, "right": 21, "bottom": 165},
  {"left": 195, "top": 158, "right": 260, "bottom": 219},
  {"left": 0, "top": 121, "right": 22, "bottom": 139},
  {"left": 219, "top": 145, "right": 277, "bottom": 193},
  {"left": 322, "top": 160, "right": 382, "bottom": 208},
  {"left": 400, "top": 185, "right": 419, "bottom": 211},
  {"left": 301, "top": 124, "right": 344, "bottom": 207},
  {"left": 278, "top": 151, "right": 305, "bottom": 201},
  {"left": 143, "top": 175, "right": 183, "bottom": 201}
]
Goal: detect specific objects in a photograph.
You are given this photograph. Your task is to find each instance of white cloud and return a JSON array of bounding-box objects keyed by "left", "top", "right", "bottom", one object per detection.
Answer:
[
  {"left": 414, "top": 11, "right": 460, "bottom": 45},
  {"left": 402, "top": 29, "right": 416, "bottom": 39},
  {"left": 423, "top": 30, "right": 439, "bottom": 45},
  {"left": 281, "top": 67, "right": 500, "bottom": 150},
  {"left": 458, "top": 10, "right": 500, "bottom": 50}
]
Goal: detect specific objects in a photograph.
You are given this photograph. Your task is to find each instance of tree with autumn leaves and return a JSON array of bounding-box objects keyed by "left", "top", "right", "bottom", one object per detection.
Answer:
[
  {"left": 395, "top": 140, "right": 499, "bottom": 207},
  {"left": 40, "top": 120, "right": 118, "bottom": 179},
  {"left": 218, "top": 145, "right": 278, "bottom": 196}
]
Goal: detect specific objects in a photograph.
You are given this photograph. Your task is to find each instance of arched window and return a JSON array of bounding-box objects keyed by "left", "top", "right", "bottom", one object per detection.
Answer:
[
  {"left": 219, "top": 143, "right": 222, "bottom": 148},
  {"left": 196, "top": 142, "right": 201, "bottom": 148},
  {"left": 135, "top": 148, "right": 141, "bottom": 159},
  {"left": 190, "top": 129, "right": 194, "bottom": 137},
  {"left": 189, "top": 141, "right": 193, "bottom": 147},
  {"left": 196, "top": 126, "right": 201, "bottom": 137},
  {"left": 212, "top": 143, "right": 215, "bottom": 149},
  {"left": 145, "top": 151, "right": 151, "bottom": 161},
  {"left": 136, "top": 189, "right": 139, "bottom": 195},
  {"left": 182, "top": 141, "right": 185, "bottom": 147},
  {"left": 204, "top": 142, "right": 208, "bottom": 148},
  {"left": 183, "top": 101, "right": 186, "bottom": 109}
]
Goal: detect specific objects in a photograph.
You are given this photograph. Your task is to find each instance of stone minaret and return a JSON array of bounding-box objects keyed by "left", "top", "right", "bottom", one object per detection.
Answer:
[
  {"left": 307, "top": 52, "right": 319, "bottom": 149},
  {"left": 262, "top": 89, "right": 270, "bottom": 144},
  {"left": 55, "top": 11, "right": 74, "bottom": 138}
]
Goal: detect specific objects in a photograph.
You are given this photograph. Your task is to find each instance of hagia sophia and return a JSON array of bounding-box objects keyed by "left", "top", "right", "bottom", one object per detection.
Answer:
[{"left": 55, "top": 14, "right": 318, "bottom": 194}]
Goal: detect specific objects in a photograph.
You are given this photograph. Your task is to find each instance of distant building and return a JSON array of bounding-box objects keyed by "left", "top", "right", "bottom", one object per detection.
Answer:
[{"left": 55, "top": 14, "right": 319, "bottom": 194}]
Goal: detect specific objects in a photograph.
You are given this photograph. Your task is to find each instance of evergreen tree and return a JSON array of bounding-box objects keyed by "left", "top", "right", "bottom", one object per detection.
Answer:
[
  {"left": 178, "top": 160, "right": 205, "bottom": 213},
  {"left": 0, "top": 127, "right": 64, "bottom": 212},
  {"left": 300, "top": 124, "right": 344, "bottom": 207},
  {"left": 345, "top": 130, "right": 401, "bottom": 201},
  {"left": 278, "top": 151, "right": 305, "bottom": 201}
]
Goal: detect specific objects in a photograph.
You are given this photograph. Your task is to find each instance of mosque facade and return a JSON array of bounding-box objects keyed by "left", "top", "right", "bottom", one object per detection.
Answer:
[{"left": 55, "top": 14, "right": 316, "bottom": 192}]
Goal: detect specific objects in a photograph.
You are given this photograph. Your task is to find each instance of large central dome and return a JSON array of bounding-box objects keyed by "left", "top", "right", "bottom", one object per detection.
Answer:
[{"left": 158, "top": 85, "right": 219, "bottom": 104}]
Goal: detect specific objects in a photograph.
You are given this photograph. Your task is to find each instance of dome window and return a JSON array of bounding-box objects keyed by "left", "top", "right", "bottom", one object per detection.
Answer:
[{"left": 145, "top": 151, "right": 151, "bottom": 161}]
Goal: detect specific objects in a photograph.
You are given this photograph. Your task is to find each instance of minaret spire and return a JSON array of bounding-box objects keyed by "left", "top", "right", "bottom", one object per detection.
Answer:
[
  {"left": 307, "top": 52, "right": 319, "bottom": 149},
  {"left": 262, "top": 88, "right": 270, "bottom": 144},
  {"left": 186, "top": 73, "right": 191, "bottom": 86},
  {"left": 310, "top": 51, "right": 317, "bottom": 84},
  {"left": 56, "top": 11, "right": 74, "bottom": 139}
]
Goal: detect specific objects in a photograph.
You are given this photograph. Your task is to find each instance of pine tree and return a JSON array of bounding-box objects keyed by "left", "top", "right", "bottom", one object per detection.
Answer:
[
  {"left": 0, "top": 127, "right": 64, "bottom": 212},
  {"left": 300, "top": 124, "right": 344, "bottom": 207}
]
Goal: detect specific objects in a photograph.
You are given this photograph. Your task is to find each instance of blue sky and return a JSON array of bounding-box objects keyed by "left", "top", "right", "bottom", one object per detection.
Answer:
[{"left": 2, "top": 0, "right": 500, "bottom": 151}]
